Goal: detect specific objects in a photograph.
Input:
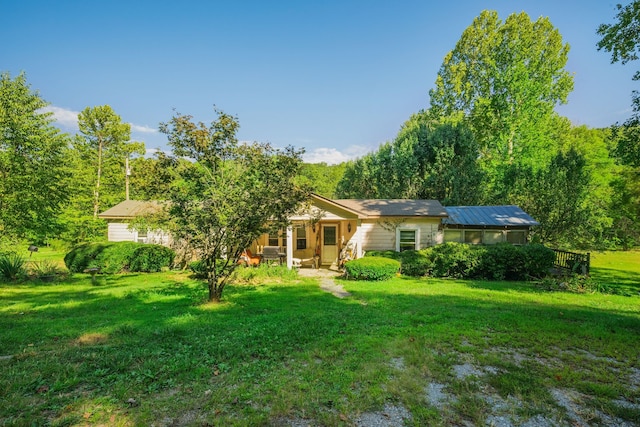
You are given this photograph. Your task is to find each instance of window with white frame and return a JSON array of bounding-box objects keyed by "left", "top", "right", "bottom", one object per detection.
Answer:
[
  {"left": 296, "top": 225, "right": 307, "bottom": 249},
  {"left": 397, "top": 227, "right": 420, "bottom": 252},
  {"left": 268, "top": 230, "right": 287, "bottom": 249}
]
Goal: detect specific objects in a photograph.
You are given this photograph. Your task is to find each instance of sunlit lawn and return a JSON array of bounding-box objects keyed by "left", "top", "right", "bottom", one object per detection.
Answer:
[
  {"left": 0, "top": 250, "right": 639, "bottom": 426},
  {"left": 591, "top": 249, "right": 640, "bottom": 294}
]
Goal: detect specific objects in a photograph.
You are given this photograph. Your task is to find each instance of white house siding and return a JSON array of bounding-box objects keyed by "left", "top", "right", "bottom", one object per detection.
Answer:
[
  {"left": 106, "top": 221, "right": 171, "bottom": 246},
  {"left": 107, "top": 222, "right": 136, "bottom": 242},
  {"left": 359, "top": 218, "right": 441, "bottom": 252}
]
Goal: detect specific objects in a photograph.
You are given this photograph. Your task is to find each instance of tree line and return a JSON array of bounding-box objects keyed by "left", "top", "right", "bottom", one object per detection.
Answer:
[
  {"left": 2, "top": 6, "right": 640, "bottom": 253},
  {"left": 336, "top": 9, "right": 640, "bottom": 250}
]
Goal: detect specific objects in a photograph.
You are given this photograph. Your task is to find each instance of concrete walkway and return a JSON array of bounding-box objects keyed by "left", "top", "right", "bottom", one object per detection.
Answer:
[{"left": 297, "top": 268, "right": 351, "bottom": 298}]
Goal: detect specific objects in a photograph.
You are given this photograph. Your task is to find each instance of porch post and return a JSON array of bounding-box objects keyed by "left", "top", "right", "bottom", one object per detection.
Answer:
[
  {"left": 286, "top": 225, "right": 293, "bottom": 269},
  {"left": 356, "top": 219, "right": 363, "bottom": 258}
]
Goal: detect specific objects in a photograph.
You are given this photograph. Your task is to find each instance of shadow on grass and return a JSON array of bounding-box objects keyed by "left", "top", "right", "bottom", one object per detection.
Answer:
[
  {"left": 590, "top": 266, "right": 640, "bottom": 293},
  {"left": 1, "top": 274, "right": 639, "bottom": 425}
]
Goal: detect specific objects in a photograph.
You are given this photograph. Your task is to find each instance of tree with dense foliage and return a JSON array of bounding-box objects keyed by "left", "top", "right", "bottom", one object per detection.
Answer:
[
  {"left": 429, "top": 11, "right": 573, "bottom": 171},
  {"left": 0, "top": 72, "right": 70, "bottom": 243},
  {"left": 296, "top": 162, "right": 346, "bottom": 198},
  {"left": 597, "top": 2, "right": 640, "bottom": 247},
  {"left": 336, "top": 112, "right": 483, "bottom": 205},
  {"left": 160, "top": 108, "right": 310, "bottom": 302},
  {"left": 77, "top": 105, "right": 143, "bottom": 219}
]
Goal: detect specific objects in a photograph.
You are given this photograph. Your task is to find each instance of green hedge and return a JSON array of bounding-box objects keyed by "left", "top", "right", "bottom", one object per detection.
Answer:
[
  {"left": 366, "top": 243, "right": 555, "bottom": 280},
  {"left": 64, "top": 242, "right": 175, "bottom": 274},
  {"left": 344, "top": 256, "right": 400, "bottom": 281}
]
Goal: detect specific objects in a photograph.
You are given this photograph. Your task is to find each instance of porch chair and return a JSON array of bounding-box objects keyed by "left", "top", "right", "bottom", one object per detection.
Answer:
[{"left": 261, "top": 246, "right": 283, "bottom": 265}]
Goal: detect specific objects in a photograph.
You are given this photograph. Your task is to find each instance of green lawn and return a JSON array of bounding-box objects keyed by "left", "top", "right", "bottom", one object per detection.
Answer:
[
  {"left": 591, "top": 250, "right": 640, "bottom": 294},
  {"left": 0, "top": 252, "right": 639, "bottom": 426}
]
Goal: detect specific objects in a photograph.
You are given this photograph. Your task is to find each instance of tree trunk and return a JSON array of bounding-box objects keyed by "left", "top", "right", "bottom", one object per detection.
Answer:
[{"left": 207, "top": 269, "right": 223, "bottom": 302}]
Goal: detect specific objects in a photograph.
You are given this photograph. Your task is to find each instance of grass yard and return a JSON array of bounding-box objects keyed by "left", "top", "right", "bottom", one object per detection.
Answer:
[{"left": 0, "top": 252, "right": 639, "bottom": 426}]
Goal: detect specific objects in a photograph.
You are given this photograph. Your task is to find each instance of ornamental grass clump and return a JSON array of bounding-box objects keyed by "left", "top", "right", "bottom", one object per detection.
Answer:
[
  {"left": 344, "top": 256, "right": 400, "bottom": 281},
  {"left": 0, "top": 252, "right": 26, "bottom": 281}
]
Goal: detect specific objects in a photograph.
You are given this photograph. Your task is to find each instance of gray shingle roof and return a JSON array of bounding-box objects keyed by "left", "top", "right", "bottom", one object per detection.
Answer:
[
  {"left": 443, "top": 206, "right": 539, "bottom": 227},
  {"left": 333, "top": 199, "right": 447, "bottom": 218},
  {"left": 98, "top": 200, "right": 163, "bottom": 219}
]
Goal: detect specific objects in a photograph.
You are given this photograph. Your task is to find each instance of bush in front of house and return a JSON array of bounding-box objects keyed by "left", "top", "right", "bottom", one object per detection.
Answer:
[
  {"left": 365, "top": 249, "right": 432, "bottom": 277},
  {"left": 344, "top": 256, "right": 400, "bottom": 281},
  {"left": 428, "top": 242, "right": 483, "bottom": 279},
  {"left": 476, "top": 243, "right": 525, "bottom": 280},
  {"left": 128, "top": 245, "right": 175, "bottom": 272},
  {"left": 520, "top": 244, "right": 556, "bottom": 279},
  {"left": 65, "top": 242, "right": 175, "bottom": 274},
  {"left": 368, "top": 243, "right": 555, "bottom": 280}
]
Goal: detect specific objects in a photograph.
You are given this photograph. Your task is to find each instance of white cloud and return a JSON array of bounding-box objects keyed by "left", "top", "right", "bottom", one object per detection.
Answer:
[
  {"left": 41, "top": 105, "right": 157, "bottom": 134},
  {"left": 131, "top": 124, "right": 158, "bottom": 133},
  {"left": 303, "top": 145, "right": 374, "bottom": 165},
  {"left": 41, "top": 105, "right": 79, "bottom": 129}
]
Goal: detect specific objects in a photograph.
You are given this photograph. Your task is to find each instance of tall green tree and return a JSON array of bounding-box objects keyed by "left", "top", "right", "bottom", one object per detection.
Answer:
[
  {"left": 597, "top": 2, "right": 640, "bottom": 247},
  {"left": 0, "top": 72, "right": 70, "bottom": 242},
  {"left": 336, "top": 112, "right": 482, "bottom": 204},
  {"left": 160, "top": 109, "right": 310, "bottom": 302},
  {"left": 429, "top": 11, "right": 573, "bottom": 170},
  {"left": 296, "top": 162, "right": 346, "bottom": 198},
  {"left": 503, "top": 148, "right": 591, "bottom": 246},
  {"left": 77, "top": 105, "right": 142, "bottom": 219}
]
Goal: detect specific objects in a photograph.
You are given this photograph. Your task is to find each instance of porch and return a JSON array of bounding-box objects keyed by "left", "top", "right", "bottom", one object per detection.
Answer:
[{"left": 253, "top": 219, "right": 362, "bottom": 269}]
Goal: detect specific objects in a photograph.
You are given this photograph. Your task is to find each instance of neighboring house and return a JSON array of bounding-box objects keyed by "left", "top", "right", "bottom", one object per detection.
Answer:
[
  {"left": 442, "top": 205, "right": 539, "bottom": 245},
  {"left": 97, "top": 200, "right": 171, "bottom": 246},
  {"left": 98, "top": 195, "right": 539, "bottom": 268}
]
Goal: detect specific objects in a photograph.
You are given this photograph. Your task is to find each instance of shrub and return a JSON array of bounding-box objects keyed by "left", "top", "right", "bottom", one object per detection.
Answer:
[
  {"left": 429, "top": 242, "right": 482, "bottom": 278},
  {"left": 129, "top": 245, "right": 175, "bottom": 272},
  {"left": 365, "top": 249, "right": 432, "bottom": 277},
  {"left": 364, "top": 250, "right": 401, "bottom": 260},
  {"left": 399, "top": 250, "right": 432, "bottom": 277},
  {"left": 0, "top": 252, "right": 26, "bottom": 281},
  {"left": 477, "top": 244, "right": 525, "bottom": 280},
  {"left": 520, "top": 244, "right": 555, "bottom": 279},
  {"left": 344, "top": 256, "right": 400, "bottom": 281},
  {"left": 188, "top": 260, "right": 206, "bottom": 278},
  {"left": 65, "top": 242, "right": 175, "bottom": 274}
]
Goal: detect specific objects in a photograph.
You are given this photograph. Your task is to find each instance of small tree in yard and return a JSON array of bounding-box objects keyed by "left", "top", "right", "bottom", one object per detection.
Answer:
[{"left": 160, "top": 108, "right": 310, "bottom": 302}]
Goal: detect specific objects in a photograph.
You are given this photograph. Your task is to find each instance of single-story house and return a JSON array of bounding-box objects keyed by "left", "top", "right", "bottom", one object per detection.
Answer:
[
  {"left": 97, "top": 200, "right": 171, "bottom": 246},
  {"left": 99, "top": 195, "right": 539, "bottom": 269},
  {"left": 442, "top": 205, "right": 539, "bottom": 245}
]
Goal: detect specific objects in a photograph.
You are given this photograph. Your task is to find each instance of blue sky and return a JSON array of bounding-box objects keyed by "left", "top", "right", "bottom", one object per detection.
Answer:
[{"left": 1, "top": 1, "right": 634, "bottom": 163}]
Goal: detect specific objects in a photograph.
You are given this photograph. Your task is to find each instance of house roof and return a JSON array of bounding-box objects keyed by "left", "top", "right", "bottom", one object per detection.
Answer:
[
  {"left": 331, "top": 198, "right": 448, "bottom": 218},
  {"left": 98, "top": 200, "right": 163, "bottom": 219},
  {"left": 443, "top": 206, "right": 539, "bottom": 227}
]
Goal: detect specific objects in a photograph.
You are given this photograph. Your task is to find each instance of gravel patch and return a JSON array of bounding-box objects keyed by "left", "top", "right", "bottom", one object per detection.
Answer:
[
  {"left": 389, "top": 357, "right": 405, "bottom": 371},
  {"left": 354, "top": 403, "right": 411, "bottom": 427},
  {"left": 629, "top": 367, "right": 640, "bottom": 390},
  {"left": 318, "top": 277, "right": 351, "bottom": 298},
  {"left": 613, "top": 398, "right": 640, "bottom": 411},
  {"left": 453, "top": 363, "right": 483, "bottom": 380},
  {"left": 550, "top": 388, "right": 586, "bottom": 426},
  {"left": 518, "top": 414, "right": 556, "bottom": 427},
  {"left": 425, "top": 382, "right": 453, "bottom": 409}
]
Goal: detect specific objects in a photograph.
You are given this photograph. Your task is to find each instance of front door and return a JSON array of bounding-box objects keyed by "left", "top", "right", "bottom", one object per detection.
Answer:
[{"left": 321, "top": 224, "right": 338, "bottom": 265}]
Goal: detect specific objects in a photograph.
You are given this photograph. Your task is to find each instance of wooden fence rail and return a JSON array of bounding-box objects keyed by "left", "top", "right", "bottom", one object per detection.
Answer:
[{"left": 552, "top": 249, "right": 590, "bottom": 275}]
